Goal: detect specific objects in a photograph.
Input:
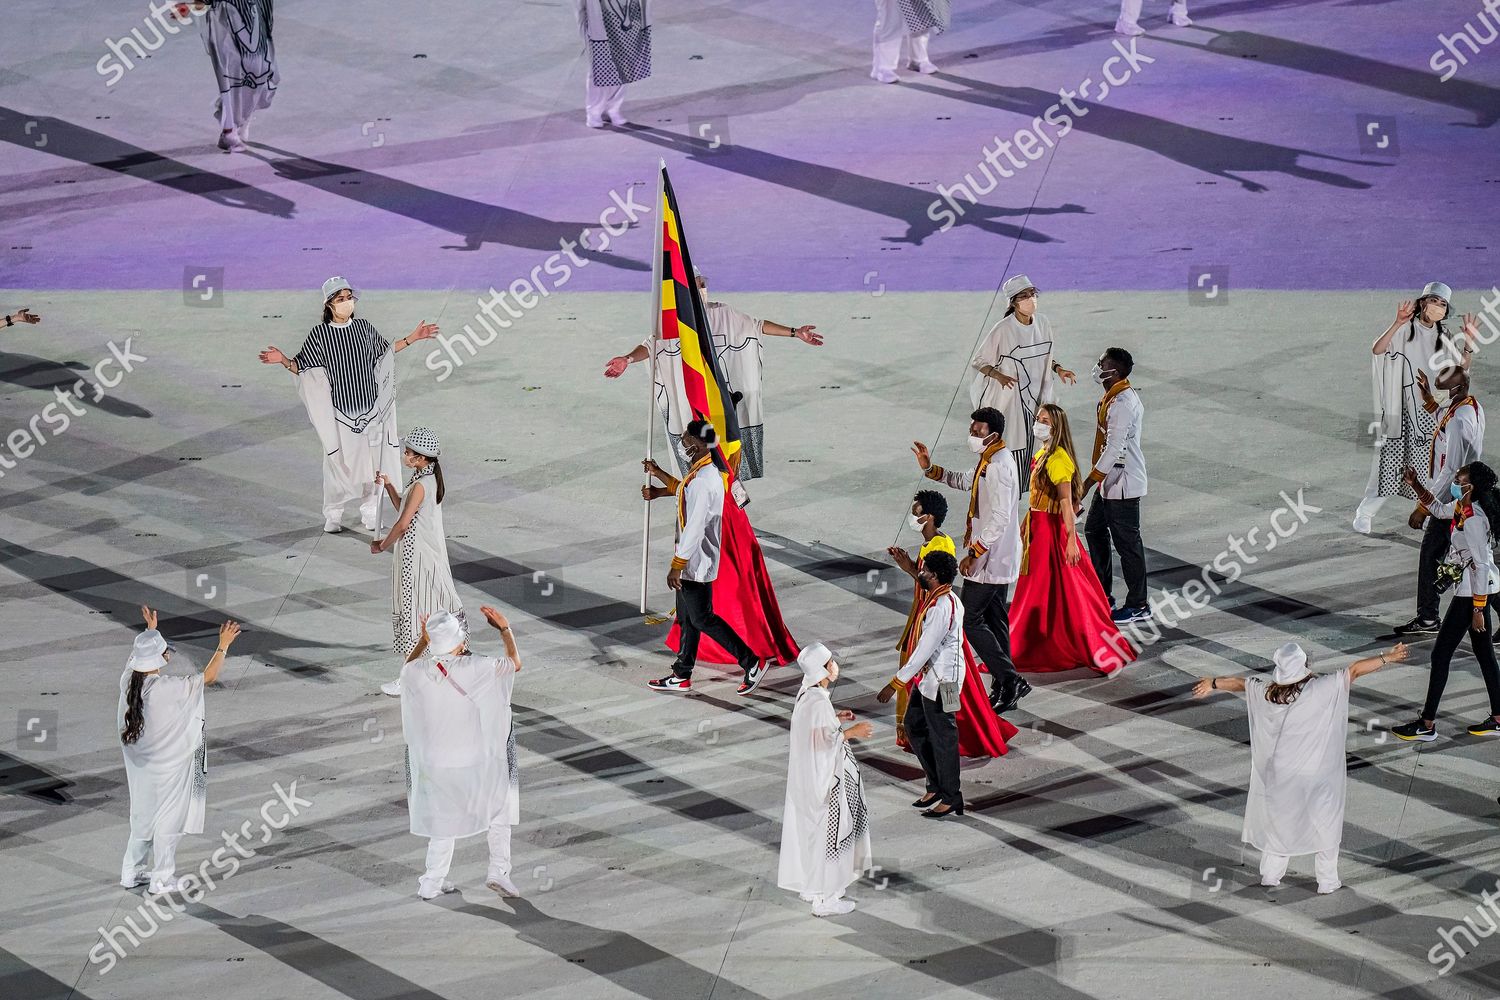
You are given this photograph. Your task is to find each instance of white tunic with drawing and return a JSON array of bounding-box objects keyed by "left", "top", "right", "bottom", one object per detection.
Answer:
[{"left": 119, "top": 670, "right": 207, "bottom": 839}]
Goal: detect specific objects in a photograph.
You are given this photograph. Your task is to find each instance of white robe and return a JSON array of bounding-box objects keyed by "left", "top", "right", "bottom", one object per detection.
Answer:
[
  {"left": 969, "top": 312, "right": 1057, "bottom": 455},
  {"left": 1242, "top": 669, "right": 1351, "bottom": 856},
  {"left": 296, "top": 348, "right": 401, "bottom": 519},
  {"left": 119, "top": 670, "right": 207, "bottom": 839},
  {"left": 401, "top": 652, "right": 518, "bottom": 839},
  {"left": 778, "top": 685, "right": 871, "bottom": 899}
]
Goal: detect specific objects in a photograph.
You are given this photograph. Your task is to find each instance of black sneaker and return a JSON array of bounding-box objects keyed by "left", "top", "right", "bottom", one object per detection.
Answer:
[
  {"left": 1393, "top": 617, "right": 1441, "bottom": 636},
  {"left": 1391, "top": 720, "right": 1437, "bottom": 742},
  {"left": 1467, "top": 718, "right": 1500, "bottom": 736}
]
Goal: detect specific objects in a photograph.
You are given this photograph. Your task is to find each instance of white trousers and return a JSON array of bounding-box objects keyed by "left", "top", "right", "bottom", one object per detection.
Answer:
[
  {"left": 1259, "top": 847, "right": 1340, "bottom": 891},
  {"left": 122, "top": 834, "right": 181, "bottom": 884},
  {"left": 872, "top": 0, "right": 931, "bottom": 73},
  {"left": 420, "top": 821, "right": 512, "bottom": 896},
  {"left": 1118, "top": 0, "right": 1188, "bottom": 31},
  {"left": 585, "top": 71, "right": 626, "bottom": 123}
]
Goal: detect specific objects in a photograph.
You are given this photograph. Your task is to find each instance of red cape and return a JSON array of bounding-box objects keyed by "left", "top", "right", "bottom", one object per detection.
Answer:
[
  {"left": 666, "top": 492, "right": 799, "bottom": 666},
  {"left": 897, "top": 589, "right": 1017, "bottom": 759}
]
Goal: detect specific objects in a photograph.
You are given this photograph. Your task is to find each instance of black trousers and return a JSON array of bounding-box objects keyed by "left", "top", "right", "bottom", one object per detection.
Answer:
[
  {"left": 671, "top": 580, "right": 757, "bottom": 679},
  {"left": 1085, "top": 496, "right": 1148, "bottom": 609},
  {"left": 1422, "top": 596, "right": 1500, "bottom": 721},
  {"left": 960, "top": 580, "right": 1018, "bottom": 687},
  {"left": 904, "top": 692, "right": 962, "bottom": 808},
  {"left": 1417, "top": 517, "right": 1453, "bottom": 621}
]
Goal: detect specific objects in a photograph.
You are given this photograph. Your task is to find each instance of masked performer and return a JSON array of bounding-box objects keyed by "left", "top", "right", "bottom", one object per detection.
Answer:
[
  {"left": 578, "top": 0, "right": 651, "bottom": 128},
  {"left": 197, "top": 0, "right": 278, "bottom": 152}
]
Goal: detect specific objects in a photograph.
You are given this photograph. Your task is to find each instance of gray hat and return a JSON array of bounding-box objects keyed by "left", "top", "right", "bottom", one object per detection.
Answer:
[
  {"left": 402, "top": 426, "right": 440, "bottom": 458},
  {"left": 1002, "top": 273, "right": 1036, "bottom": 301},
  {"left": 322, "top": 276, "right": 357, "bottom": 302},
  {"left": 1419, "top": 281, "right": 1452, "bottom": 304}
]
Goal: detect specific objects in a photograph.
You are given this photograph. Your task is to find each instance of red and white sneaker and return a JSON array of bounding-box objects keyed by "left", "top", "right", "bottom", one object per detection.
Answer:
[
  {"left": 737, "top": 661, "right": 769, "bottom": 696},
  {"left": 647, "top": 675, "right": 691, "bottom": 693}
]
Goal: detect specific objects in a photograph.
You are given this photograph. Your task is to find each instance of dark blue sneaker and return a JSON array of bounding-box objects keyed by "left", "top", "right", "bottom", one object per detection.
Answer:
[{"left": 1111, "top": 605, "right": 1151, "bottom": 624}]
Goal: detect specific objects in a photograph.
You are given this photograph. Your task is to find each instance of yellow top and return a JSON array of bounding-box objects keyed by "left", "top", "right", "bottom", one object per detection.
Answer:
[
  {"left": 1032, "top": 446, "right": 1076, "bottom": 485},
  {"left": 919, "top": 533, "right": 957, "bottom": 559}
]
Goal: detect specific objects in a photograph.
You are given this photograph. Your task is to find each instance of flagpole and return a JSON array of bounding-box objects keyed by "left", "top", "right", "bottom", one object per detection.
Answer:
[{"left": 641, "top": 162, "right": 666, "bottom": 614}]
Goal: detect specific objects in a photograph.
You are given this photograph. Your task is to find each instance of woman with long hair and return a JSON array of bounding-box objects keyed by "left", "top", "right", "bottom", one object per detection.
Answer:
[
  {"left": 258, "top": 277, "right": 438, "bottom": 534},
  {"left": 196, "top": 0, "right": 278, "bottom": 153},
  {"left": 1354, "top": 282, "right": 1477, "bottom": 534},
  {"left": 1009, "top": 403, "right": 1136, "bottom": 674},
  {"left": 119, "top": 605, "right": 240, "bottom": 894},
  {"left": 1192, "top": 640, "right": 1409, "bottom": 894},
  {"left": 883, "top": 489, "right": 1017, "bottom": 759},
  {"left": 1392, "top": 462, "right": 1500, "bottom": 741},
  {"left": 373, "top": 427, "right": 463, "bottom": 697}
]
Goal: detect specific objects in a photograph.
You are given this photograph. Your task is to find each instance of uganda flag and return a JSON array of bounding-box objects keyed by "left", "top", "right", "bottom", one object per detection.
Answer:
[{"left": 658, "top": 167, "right": 742, "bottom": 473}]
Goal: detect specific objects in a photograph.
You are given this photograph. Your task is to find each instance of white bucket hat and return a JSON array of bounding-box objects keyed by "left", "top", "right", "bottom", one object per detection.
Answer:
[
  {"left": 127, "top": 630, "right": 171, "bottom": 672},
  {"left": 1002, "top": 274, "right": 1036, "bottom": 302},
  {"left": 402, "top": 427, "right": 440, "bottom": 458},
  {"left": 322, "top": 276, "right": 357, "bottom": 302},
  {"left": 796, "top": 642, "right": 834, "bottom": 689},
  {"left": 1419, "top": 281, "right": 1452, "bottom": 305},
  {"left": 1272, "top": 641, "right": 1311, "bottom": 685},
  {"left": 425, "top": 611, "right": 466, "bottom": 656}
]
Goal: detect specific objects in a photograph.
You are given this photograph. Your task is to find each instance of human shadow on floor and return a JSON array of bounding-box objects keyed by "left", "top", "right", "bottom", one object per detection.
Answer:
[
  {"left": 619, "top": 125, "right": 1090, "bottom": 246},
  {"left": 253, "top": 144, "right": 649, "bottom": 269},
  {"left": 0, "top": 351, "right": 152, "bottom": 418},
  {"left": 0, "top": 106, "right": 296, "bottom": 219}
]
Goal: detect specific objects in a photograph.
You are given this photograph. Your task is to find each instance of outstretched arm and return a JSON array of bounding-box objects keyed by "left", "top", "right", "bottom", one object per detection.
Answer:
[
  {"left": 1350, "top": 642, "right": 1409, "bottom": 682},
  {"left": 1192, "top": 676, "right": 1247, "bottom": 697},
  {"left": 203, "top": 620, "right": 241, "bottom": 685}
]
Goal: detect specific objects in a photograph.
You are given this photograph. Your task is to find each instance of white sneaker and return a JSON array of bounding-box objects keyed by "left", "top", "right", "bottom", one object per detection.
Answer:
[
  {"left": 486, "top": 873, "right": 522, "bottom": 898},
  {"left": 120, "top": 872, "right": 149, "bottom": 889},
  {"left": 914, "top": 61, "right": 938, "bottom": 75},
  {"left": 1316, "top": 881, "right": 1342, "bottom": 895},
  {"left": 811, "top": 897, "right": 857, "bottom": 917},
  {"left": 149, "top": 876, "right": 185, "bottom": 895},
  {"left": 381, "top": 678, "right": 402, "bottom": 697},
  {"left": 1352, "top": 515, "right": 1372, "bottom": 535},
  {"left": 605, "top": 110, "right": 630, "bottom": 126},
  {"left": 418, "top": 880, "right": 458, "bottom": 900},
  {"left": 1170, "top": 5, "right": 1193, "bottom": 26},
  {"left": 323, "top": 518, "right": 343, "bottom": 533},
  {"left": 871, "top": 69, "right": 899, "bottom": 84},
  {"left": 217, "top": 128, "right": 247, "bottom": 153},
  {"left": 238, "top": 119, "right": 252, "bottom": 144},
  {"left": 586, "top": 115, "right": 605, "bottom": 129},
  {"left": 1115, "top": 18, "right": 1145, "bottom": 36},
  {"left": 1260, "top": 878, "right": 1281, "bottom": 888},
  {"left": 360, "top": 510, "right": 379, "bottom": 531}
]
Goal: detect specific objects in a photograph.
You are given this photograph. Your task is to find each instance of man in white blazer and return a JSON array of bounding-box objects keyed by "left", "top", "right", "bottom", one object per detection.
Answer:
[
  {"left": 1081, "top": 348, "right": 1149, "bottom": 624},
  {"left": 911, "top": 406, "right": 1028, "bottom": 712}
]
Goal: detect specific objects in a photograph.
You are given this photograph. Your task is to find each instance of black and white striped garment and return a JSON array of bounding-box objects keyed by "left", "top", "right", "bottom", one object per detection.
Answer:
[{"left": 292, "top": 319, "right": 390, "bottom": 421}]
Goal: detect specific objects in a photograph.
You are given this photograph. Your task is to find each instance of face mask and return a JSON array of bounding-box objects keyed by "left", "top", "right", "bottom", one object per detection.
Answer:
[
  {"left": 968, "top": 435, "right": 989, "bottom": 453},
  {"left": 1033, "top": 421, "right": 1050, "bottom": 441},
  {"left": 1091, "top": 364, "right": 1113, "bottom": 386},
  {"left": 330, "top": 299, "right": 355, "bottom": 322},
  {"left": 909, "top": 513, "right": 926, "bottom": 531},
  {"left": 1452, "top": 484, "right": 1465, "bottom": 501}
]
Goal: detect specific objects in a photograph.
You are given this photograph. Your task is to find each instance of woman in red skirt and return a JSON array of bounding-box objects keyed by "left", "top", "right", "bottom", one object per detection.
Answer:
[{"left": 1011, "top": 403, "right": 1136, "bottom": 675}]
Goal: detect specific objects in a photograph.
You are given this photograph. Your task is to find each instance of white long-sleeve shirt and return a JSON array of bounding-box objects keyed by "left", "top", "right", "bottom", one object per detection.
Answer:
[
  {"left": 671, "top": 457, "right": 724, "bottom": 583},
  {"left": 1089, "top": 384, "right": 1147, "bottom": 499},
  {"left": 926, "top": 443, "right": 1021, "bottom": 584},
  {"left": 895, "top": 590, "right": 965, "bottom": 700},
  {"left": 1426, "top": 498, "right": 1499, "bottom": 600},
  {"left": 1424, "top": 397, "right": 1485, "bottom": 502}
]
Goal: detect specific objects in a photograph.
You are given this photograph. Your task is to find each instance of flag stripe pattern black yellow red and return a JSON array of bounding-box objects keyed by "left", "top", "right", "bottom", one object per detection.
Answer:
[{"left": 659, "top": 168, "right": 742, "bottom": 470}]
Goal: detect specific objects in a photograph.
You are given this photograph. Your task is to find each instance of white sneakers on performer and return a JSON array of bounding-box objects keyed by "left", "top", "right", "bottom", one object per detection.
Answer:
[
  {"left": 1259, "top": 877, "right": 1281, "bottom": 888},
  {"left": 1170, "top": 3, "right": 1193, "bottom": 25},
  {"left": 361, "top": 513, "right": 379, "bottom": 532},
  {"left": 1317, "top": 881, "right": 1342, "bottom": 894},
  {"left": 324, "top": 518, "right": 343, "bottom": 534},
  {"left": 149, "top": 876, "right": 186, "bottom": 895},
  {"left": 1114, "top": 18, "right": 1146, "bottom": 36},
  {"left": 1352, "top": 514, "right": 1373, "bottom": 534},
  {"left": 871, "top": 69, "right": 899, "bottom": 84},
  {"left": 381, "top": 678, "right": 402, "bottom": 697},
  {"left": 120, "top": 871, "right": 149, "bottom": 889},
  {"left": 418, "top": 879, "right": 458, "bottom": 900},
  {"left": 647, "top": 675, "right": 692, "bottom": 693},
  {"left": 486, "top": 873, "right": 522, "bottom": 898},
  {"left": 586, "top": 114, "right": 606, "bottom": 129},
  {"left": 217, "top": 128, "right": 247, "bottom": 153},
  {"left": 913, "top": 60, "right": 938, "bottom": 75},
  {"left": 811, "top": 896, "right": 857, "bottom": 917},
  {"left": 605, "top": 110, "right": 630, "bottom": 126}
]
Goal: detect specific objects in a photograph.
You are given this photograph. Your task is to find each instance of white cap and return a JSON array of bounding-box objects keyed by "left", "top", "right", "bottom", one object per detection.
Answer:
[
  {"left": 402, "top": 426, "right": 440, "bottom": 458},
  {"left": 796, "top": 642, "right": 833, "bottom": 688},
  {"left": 1419, "top": 281, "right": 1452, "bottom": 304},
  {"left": 1272, "top": 641, "right": 1310, "bottom": 685},
  {"left": 128, "top": 630, "right": 170, "bottom": 672},
  {"left": 1002, "top": 274, "right": 1036, "bottom": 301},
  {"left": 322, "top": 276, "right": 356, "bottom": 302},
  {"left": 426, "top": 611, "right": 466, "bottom": 656}
]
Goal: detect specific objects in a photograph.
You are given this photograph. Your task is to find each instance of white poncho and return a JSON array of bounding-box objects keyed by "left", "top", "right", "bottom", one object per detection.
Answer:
[
  {"left": 969, "top": 312, "right": 1057, "bottom": 455},
  {"left": 1242, "top": 669, "right": 1352, "bottom": 856},
  {"left": 119, "top": 670, "right": 207, "bottom": 839},
  {"left": 778, "top": 685, "right": 871, "bottom": 899},
  {"left": 295, "top": 332, "right": 401, "bottom": 517},
  {"left": 401, "top": 652, "right": 518, "bottom": 839}
]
